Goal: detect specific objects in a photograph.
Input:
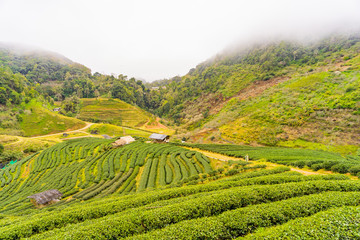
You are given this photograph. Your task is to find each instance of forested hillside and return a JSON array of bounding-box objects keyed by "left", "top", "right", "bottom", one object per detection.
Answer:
[
  {"left": 147, "top": 34, "right": 360, "bottom": 152},
  {"left": 0, "top": 43, "right": 161, "bottom": 109},
  {"left": 0, "top": 43, "right": 90, "bottom": 84},
  {"left": 150, "top": 34, "right": 360, "bottom": 117},
  {"left": 0, "top": 43, "right": 169, "bottom": 135}
]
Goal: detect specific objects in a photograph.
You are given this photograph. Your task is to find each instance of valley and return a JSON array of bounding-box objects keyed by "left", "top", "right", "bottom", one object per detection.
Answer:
[{"left": 0, "top": 33, "right": 360, "bottom": 239}]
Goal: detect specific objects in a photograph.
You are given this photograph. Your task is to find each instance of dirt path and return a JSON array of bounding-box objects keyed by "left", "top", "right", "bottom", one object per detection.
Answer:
[
  {"left": 182, "top": 147, "right": 243, "bottom": 162},
  {"left": 185, "top": 146, "right": 326, "bottom": 175},
  {"left": 290, "top": 168, "right": 324, "bottom": 175},
  {"left": 4, "top": 137, "right": 25, "bottom": 146},
  {"left": 4, "top": 123, "right": 95, "bottom": 146},
  {"left": 29, "top": 122, "right": 94, "bottom": 139}
]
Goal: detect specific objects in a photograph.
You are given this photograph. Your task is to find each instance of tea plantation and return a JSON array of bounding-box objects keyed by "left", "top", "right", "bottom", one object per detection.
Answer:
[
  {"left": 0, "top": 138, "right": 213, "bottom": 215},
  {"left": 0, "top": 139, "right": 360, "bottom": 239},
  {"left": 179, "top": 143, "right": 360, "bottom": 176}
]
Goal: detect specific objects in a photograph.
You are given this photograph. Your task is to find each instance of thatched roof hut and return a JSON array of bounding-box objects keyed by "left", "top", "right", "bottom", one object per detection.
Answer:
[
  {"left": 112, "top": 136, "right": 136, "bottom": 147},
  {"left": 27, "top": 189, "right": 63, "bottom": 206}
]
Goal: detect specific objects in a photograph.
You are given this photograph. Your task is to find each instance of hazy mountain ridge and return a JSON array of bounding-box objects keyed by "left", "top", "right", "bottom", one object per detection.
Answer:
[
  {"left": 0, "top": 43, "right": 91, "bottom": 84},
  {"left": 150, "top": 34, "right": 360, "bottom": 152}
]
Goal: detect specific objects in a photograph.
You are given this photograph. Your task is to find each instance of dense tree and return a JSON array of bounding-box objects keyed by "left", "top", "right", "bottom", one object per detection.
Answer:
[{"left": 62, "top": 96, "right": 81, "bottom": 114}]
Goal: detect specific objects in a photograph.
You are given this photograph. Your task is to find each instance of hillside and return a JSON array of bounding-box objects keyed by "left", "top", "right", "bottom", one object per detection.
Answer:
[
  {"left": 0, "top": 138, "right": 216, "bottom": 213},
  {"left": 0, "top": 43, "right": 91, "bottom": 84},
  {"left": 78, "top": 98, "right": 151, "bottom": 127},
  {"left": 0, "top": 138, "right": 358, "bottom": 239},
  {"left": 0, "top": 97, "right": 86, "bottom": 137},
  {"left": 78, "top": 98, "right": 174, "bottom": 134},
  {"left": 150, "top": 34, "right": 360, "bottom": 153},
  {"left": 20, "top": 99, "right": 86, "bottom": 137},
  {"left": 1, "top": 34, "right": 360, "bottom": 239}
]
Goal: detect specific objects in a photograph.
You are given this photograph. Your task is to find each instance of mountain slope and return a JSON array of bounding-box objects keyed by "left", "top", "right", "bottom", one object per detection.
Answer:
[
  {"left": 152, "top": 34, "right": 360, "bottom": 153},
  {"left": 204, "top": 59, "right": 360, "bottom": 153},
  {"left": 78, "top": 98, "right": 152, "bottom": 127},
  {"left": 78, "top": 98, "right": 174, "bottom": 134},
  {"left": 20, "top": 99, "right": 86, "bottom": 137},
  {"left": 0, "top": 43, "right": 90, "bottom": 83}
]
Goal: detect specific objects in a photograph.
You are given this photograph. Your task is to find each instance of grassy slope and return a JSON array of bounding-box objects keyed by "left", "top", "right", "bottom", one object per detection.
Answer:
[
  {"left": 20, "top": 99, "right": 86, "bottom": 137},
  {"left": 87, "top": 123, "right": 152, "bottom": 138},
  {"left": 184, "top": 56, "right": 360, "bottom": 155},
  {"left": 218, "top": 67, "right": 360, "bottom": 153},
  {"left": 78, "top": 98, "right": 174, "bottom": 135},
  {"left": 78, "top": 98, "right": 151, "bottom": 127},
  {"left": 166, "top": 37, "right": 360, "bottom": 154},
  {"left": 0, "top": 135, "right": 60, "bottom": 154}
]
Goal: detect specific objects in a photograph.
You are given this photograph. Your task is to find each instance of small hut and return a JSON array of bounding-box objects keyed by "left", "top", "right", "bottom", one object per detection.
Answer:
[
  {"left": 112, "top": 136, "right": 136, "bottom": 147},
  {"left": 102, "top": 134, "right": 112, "bottom": 139},
  {"left": 27, "top": 189, "right": 63, "bottom": 206},
  {"left": 149, "top": 133, "right": 169, "bottom": 143}
]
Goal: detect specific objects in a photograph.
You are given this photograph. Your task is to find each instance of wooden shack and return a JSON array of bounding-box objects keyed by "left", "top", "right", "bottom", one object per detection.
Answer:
[
  {"left": 27, "top": 189, "right": 63, "bottom": 206},
  {"left": 149, "top": 133, "right": 169, "bottom": 143}
]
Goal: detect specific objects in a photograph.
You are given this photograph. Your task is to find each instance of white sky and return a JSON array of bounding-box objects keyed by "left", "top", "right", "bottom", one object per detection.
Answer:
[{"left": 0, "top": 0, "right": 360, "bottom": 81}]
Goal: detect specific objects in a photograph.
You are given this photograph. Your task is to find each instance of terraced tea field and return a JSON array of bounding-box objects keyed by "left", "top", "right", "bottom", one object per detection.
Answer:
[
  {"left": 0, "top": 165, "right": 356, "bottom": 239},
  {"left": 180, "top": 143, "right": 360, "bottom": 176},
  {"left": 0, "top": 138, "right": 214, "bottom": 214},
  {"left": 78, "top": 98, "right": 151, "bottom": 127},
  {"left": 1, "top": 140, "right": 360, "bottom": 239}
]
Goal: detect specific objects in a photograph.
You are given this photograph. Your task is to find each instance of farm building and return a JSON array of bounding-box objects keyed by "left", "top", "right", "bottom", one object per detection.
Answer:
[
  {"left": 112, "top": 136, "right": 136, "bottom": 147},
  {"left": 53, "top": 107, "right": 61, "bottom": 112},
  {"left": 149, "top": 133, "right": 169, "bottom": 143},
  {"left": 27, "top": 189, "right": 63, "bottom": 206},
  {"left": 102, "top": 134, "right": 112, "bottom": 139}
]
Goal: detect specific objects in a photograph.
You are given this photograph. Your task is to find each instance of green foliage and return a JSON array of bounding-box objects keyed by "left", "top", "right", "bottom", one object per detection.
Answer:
[
  {"left": 130, "top": 191, "right": 360, "bottom": 239},
  {"left": 13, "top": 179, "right": 360, "bottom": 239},
  {"left": 242, "top": 206, "right": 360, "bottom": 239},
  {"left": 62, "top": 95, "right": 81, "bottom": 114}
]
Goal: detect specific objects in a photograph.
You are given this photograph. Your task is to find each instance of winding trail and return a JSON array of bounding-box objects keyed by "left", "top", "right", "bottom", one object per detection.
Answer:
[
  {"left": 184, "top": 146, "right": 324, "bottom": 176},
  {"left": 29, "top": 122, "right": 94, "bottom": 139},
  {"left": 4, "top": 122, "right": 95, "bottom": 146}
]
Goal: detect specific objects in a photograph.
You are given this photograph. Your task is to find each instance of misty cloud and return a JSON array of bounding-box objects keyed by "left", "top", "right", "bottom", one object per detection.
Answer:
[{"left": 0, "top": 0, "right": 360, "bottom": 81}]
